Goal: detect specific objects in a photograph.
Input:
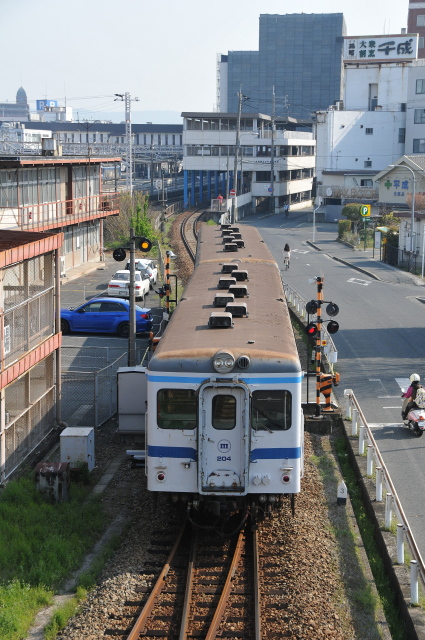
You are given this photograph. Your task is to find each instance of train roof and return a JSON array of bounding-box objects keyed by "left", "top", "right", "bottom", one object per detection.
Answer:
[{"left": 149, "top": 224, "right": 301, "bottom": 375}]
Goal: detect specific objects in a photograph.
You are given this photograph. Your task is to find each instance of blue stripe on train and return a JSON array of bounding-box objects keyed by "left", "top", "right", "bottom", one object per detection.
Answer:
[
  {"left": 147, "top": 445, "right": 301, "bottom": 462},
  {"left": 147, "top": 374, "right": 303, "bottom": 384},
  {"left": 250, "top": 447, "right": 301, "bottom": 461},
  {"left": 148, "top": 445, "right": 198, "bottom": 461}
]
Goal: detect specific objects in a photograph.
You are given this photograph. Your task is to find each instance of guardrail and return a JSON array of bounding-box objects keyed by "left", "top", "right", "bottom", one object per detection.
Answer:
[
  {"left": 282, "top": 280, "right": 338, "bottom": 373},
  {"left": 344, "top": 388, "right": 425, "bottom": 604}
]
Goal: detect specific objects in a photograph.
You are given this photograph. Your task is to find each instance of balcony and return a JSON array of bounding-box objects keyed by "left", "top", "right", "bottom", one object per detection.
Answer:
[{"left": 0, "top": 193, "right": 120, "bottom": 232}]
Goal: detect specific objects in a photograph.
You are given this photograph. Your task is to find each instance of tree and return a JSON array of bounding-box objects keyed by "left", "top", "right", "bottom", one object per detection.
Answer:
[
  {"left": 341, "top": 203, "right": 363, "bottom": 234},
  {"left": 103, "top": 192, "right": 158, "bottom": 248}
]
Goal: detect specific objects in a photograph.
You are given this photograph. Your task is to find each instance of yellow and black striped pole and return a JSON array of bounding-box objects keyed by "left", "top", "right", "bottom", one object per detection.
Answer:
[
  {"left": 165, "top": 250, "right": 171, "bottom": 316},
  {"left": 315, "top": 276, "right": 323, "bottom": 417}
]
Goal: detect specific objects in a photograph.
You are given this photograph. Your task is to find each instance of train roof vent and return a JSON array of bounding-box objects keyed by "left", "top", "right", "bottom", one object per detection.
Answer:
[
  {"left": 218, "top": 276, "right": 237, "bottom": 289},
  {"left": 237, "top": 355, "right": 251, "bottom": 369},
  {"left": 234, "top": 239, "right": 245, "bottom": 248},
  {"left": 229, "top": 226, "right": 240, "bottom": 233},
  {"left": 214, "top": 293, "right": 235, "bottom": 307},
  {"left": 208, "top": 312, "right": 234, "bottom": 328},
  {"left": 220, "top": 223, "right": 231, "bottom": 230},
  {"left": 225, "top": 303, "right": 248, "bottom": 317},
  {"left": 222, "top": 263, "right": 239, "bottom": 273},
  {"left": 231, "top": 232, "right": 242, "bottom": 240},
  {"left": 222, "top": 235, "right": 234, "bottom": 244},
  {"left": 224, "top": 243, "right": 239, "bottom": 252},
  {"left": 228, "top": 284, "right": 249, "bottom": 298},
  {"left": 233, "top": 270, "right": 248, "bottom": 281}
]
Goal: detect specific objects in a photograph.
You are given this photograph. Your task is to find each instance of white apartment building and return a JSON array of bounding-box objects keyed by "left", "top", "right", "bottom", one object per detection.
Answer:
[
  {"left": 315, "top": 34, "right": 418, "bottom": 220},
  {"left": 182, "top": 112, "right": 315, "bottom": 216}
]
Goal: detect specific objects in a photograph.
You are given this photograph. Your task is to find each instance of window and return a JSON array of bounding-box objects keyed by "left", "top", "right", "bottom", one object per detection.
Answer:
[
  {"left": 83, "top": 302, "right": 102, "bottom": 313},
  {"left": 364, "top": 160, "right": 372, "bottom": 168},
  {"left": 401, "top": 103, "right": 406, "bottom": 112},
  {"left": 157, "top": 389, "right": 197, "bottom": 429},
  {"left": 417, "top": 15, "right": 425, "bottom": 26},
  {"left": 420, "top": 37, "right": 425, "bottom": 49},
  {"left": 414, "top": 109, "right": 425, "bottom": 124},
  {"left": 399, "top": 128, "right": 406, "bottom": 143},
  {"left": 157, "top": 135, "right": 161, "bottom": 146},
  {"left": 252, "top": 390, "right": 292, "bottom": 431},
  {"left": 100, "top": 302, "right": 125, "bottom": 312},
  {"left": 360, "top": 179, "right": 373, "bottom": 187},
  {"left": 416, "top": 79, "right": 425, "bottom": 94},
  {"left": 413, "top": 139, "right": 425, "bottom": 153},
  {"left": 165, "top": 135, "right": 168, "bottom": 145},
  {"left": 212, "top": 395, "right": 236, "bottom": 430},
  {"left": 365, "top": 128, "right": 373, "bottom": 135},
  {"left": 255, "top": 171, "right": 272, "bottom": 182},
  {"left": 172, "top": 134, "right": 175, "bottom": 145}
]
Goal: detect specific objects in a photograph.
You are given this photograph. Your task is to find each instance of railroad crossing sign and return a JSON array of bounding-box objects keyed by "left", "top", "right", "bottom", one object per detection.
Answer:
[
  {"left": 359, "top": 204, "right": 371, "bottom": 217},
  {"left": 155, "top": 179, "right": 163, "bottom": 190},
  {"left": 230, "top": 189, "right": 236, "bottom": 197}
]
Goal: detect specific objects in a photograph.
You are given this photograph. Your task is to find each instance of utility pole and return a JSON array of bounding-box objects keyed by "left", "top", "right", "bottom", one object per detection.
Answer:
[
  {"left": 128, "top": 227, "right": 136, "bottom": 367},
  {"left": 115, "top": 92, "right": 139, "bottom": 195},
  {"left": 270, "top": 86, "right": 275, "bottom": 214},
  {"left": 232, "top": 87, "right": 248, "bottom": 223}
]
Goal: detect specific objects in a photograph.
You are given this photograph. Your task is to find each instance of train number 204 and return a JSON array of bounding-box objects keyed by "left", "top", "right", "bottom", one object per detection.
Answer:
[{"left": 217, "top": 456, "right": 231, "bottom": 461}]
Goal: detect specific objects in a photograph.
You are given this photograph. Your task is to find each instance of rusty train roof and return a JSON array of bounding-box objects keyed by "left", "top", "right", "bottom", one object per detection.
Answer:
[{"left": 149, "top": 224, "right": 300, "bottom": 374}]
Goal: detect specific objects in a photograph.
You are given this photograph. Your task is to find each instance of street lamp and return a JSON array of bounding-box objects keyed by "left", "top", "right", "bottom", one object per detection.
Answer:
[{"left": 389, "top": 164, "right": 416, "bottom": 256}]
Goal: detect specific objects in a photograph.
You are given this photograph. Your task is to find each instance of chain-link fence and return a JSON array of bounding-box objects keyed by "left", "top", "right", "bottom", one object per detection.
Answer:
[{"left": 61, "top": 346, "right": 139, "bottom": 427}]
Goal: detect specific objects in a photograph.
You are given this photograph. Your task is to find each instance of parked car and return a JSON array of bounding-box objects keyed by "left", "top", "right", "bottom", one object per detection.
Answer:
[
  {"left": 125, "top": 259, "right": 158, "bottom": 288},
  {"left": 107, "top": 270, "right": 150, "bottom": 301},
  {"left": 60, "top": 298, "right": 153, "bottom": 338}
]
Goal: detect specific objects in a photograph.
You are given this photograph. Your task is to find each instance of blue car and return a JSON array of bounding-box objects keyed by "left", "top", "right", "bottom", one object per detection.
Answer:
[{"left": 60, "top": 297, "right": 153, "bottom": 337}]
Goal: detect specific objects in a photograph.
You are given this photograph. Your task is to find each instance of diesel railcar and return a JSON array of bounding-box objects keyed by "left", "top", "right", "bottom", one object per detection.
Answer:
[{"left": 145, "top": 224, "right": 304, "bottom": 517}]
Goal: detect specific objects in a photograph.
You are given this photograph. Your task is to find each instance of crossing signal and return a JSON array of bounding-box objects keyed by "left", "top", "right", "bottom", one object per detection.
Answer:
[
  {"left": 113, "top": 248, "right": 126, "bottom": 262},
  {"left": 327, "top": 320, "right": 339, "bottom": 335},
  {"left": 139, "top": 237, "right": 152, "bottom": 253},
  {"left": 306, "top": 322, "right": 318, "bottom": 337}
]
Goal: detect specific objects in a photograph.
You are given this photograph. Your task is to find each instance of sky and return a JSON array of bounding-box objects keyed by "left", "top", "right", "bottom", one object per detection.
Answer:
[{"left": 0, "top": 0, "right": 410, "bottom": 123}]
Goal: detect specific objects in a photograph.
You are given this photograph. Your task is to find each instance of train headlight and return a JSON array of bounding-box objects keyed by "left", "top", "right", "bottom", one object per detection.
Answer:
[
  {"left": 213, "top": 350, "right": 235, "bottom": 373},
  {"left": 262, "top": 474, "right": 271, "bottom": 485}
]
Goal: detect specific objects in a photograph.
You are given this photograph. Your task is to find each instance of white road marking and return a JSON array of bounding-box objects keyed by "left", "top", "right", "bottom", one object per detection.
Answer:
[
  {"left": 368, "top": 423, "right": 400, "bottom": 429},
  {"left": 383, "top": 406, "right": 401, "bottom": 409},
  {"left": 347, "top": 277, "right": 371, "bottom": 286},
  {"left": 291, "top": 249, "right": 309, "bottom": 254},
  {"left": 395, "top": 377, "right": 410, "bottom": 390}
]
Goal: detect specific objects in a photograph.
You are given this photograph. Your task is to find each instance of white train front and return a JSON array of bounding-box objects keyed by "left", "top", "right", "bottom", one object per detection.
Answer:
[{"left": 145, "top": 224, "right": 304, "bottom": 516}]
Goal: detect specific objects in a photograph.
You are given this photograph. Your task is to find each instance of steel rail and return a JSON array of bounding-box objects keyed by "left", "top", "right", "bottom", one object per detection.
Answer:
[
  {"left": 125, "top": 520, "right": 188, "bottom": 640},
  {"left": 180, "top": 207, "right": 204, "bottom": 264},
  {"left": 253, "top": 526, "right": 262, "bottom": 640},
  {"left": 347, "top": 390, "right": 425, "bottom": 586},
  {"left": 179, "top": 531, "right": 197, "bottom": 640},
  {"left": 205, "top": 527, "right": 246, "bottom": 640}
]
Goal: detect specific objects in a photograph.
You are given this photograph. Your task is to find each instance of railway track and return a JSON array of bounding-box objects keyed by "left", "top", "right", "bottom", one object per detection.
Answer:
[
  {"left": 180, "top": 208, "right": 204, "bottom": 264},
  {"left": 104, "top": 515, "right": 290, "bottom": 640}
]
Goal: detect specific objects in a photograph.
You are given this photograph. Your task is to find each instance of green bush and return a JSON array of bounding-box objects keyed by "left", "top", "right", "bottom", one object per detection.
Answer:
[{"left": 338, "top": 219, "right": 351, "bottom": 239}]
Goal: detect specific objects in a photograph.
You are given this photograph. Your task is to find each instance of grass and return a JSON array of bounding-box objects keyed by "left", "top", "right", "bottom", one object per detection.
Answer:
[
  {"left": 43, "top": 587, "right": 87, "bottom": 640},
  {"left": 334, "top": 436, "right": 408, "bottom": 640},
  {"left": 0, "top": 475, "right": 107, "bottom": 640}
]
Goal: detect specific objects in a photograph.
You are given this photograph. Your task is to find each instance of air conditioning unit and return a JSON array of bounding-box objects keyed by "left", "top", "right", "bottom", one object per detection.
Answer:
[
  {"left": 218, "top": 276, "right": 237, "bottom": 289},
  {"left": 228, "top": 284, "right": 249, "bottom": 298},
  {"left": 233, "top": 270, "right": 248, "bottom": 281},
  {"left": 221, "top": 263, "right": 239, "bottom": 273},
  {"left": 225, "top": 303, "right": 248, "bottom": 317},
  {"left": 222, "top": 235, "right": 234, "bottom": 244},
  {"left": 224, "top": 243, "right": 238, "bottom": 252},
  {"left": 234, "top": 239, "right": 245, "bottom": 248},
  {"left": 208, "top": 312, "right": 234, "bottom": 328},
  {"left": 214, "top": 293, "right": 235, "bottom": 307}
]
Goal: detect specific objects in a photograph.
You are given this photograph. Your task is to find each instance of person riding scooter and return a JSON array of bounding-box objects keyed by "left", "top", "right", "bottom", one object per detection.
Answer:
[{"left": 401, "top": 373, "right": 422, "bottom": 420}]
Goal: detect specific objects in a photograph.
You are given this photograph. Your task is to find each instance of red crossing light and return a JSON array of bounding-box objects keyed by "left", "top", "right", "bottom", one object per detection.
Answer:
[{"left": 305, "top": 322, "right": 318, "bottom": 337}]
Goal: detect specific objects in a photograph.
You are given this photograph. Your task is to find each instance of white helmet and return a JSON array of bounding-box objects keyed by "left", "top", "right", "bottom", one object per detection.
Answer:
[{"left": 410, "top": 373, "right": 420, "bottom": 382}]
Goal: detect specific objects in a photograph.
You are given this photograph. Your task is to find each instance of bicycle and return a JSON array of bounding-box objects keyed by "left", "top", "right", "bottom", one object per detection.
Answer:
[{"left": 284, "top": 256, "right": 290, "bottom": 270}]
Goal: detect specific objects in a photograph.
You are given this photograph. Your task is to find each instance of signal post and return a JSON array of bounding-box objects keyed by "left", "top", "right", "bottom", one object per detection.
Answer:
[{"left": 305, "top": 276, "right": 340, "bottom": 417}]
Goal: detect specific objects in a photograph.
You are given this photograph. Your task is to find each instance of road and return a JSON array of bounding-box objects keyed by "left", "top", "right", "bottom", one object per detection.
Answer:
[{"left": 242, "top": 209, "right": 425, "bottom": 560}]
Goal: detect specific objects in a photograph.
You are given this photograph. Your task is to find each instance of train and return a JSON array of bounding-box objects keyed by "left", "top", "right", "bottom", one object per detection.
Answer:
[{"left": 145, "top": 223, "right": 304, "bottom": 519}]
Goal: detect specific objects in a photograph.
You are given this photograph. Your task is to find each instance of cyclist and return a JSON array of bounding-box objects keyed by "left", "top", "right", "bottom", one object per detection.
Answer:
[{"left": 283, "top": 243, "right": 291, "bottom": 269}]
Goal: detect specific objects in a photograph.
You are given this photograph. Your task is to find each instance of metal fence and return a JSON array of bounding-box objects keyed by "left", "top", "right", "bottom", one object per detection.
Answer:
[
  {"left": 61, "top": 346, "right": 137, "bottom": 427},
  {"left": 344, "top": 389, "right": 425, "bottom": 605}
]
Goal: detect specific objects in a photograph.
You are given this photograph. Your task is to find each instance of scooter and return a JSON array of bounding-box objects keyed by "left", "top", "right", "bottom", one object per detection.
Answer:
[{"left": 402, "top": 407, "right": 425, "bottom": 437}]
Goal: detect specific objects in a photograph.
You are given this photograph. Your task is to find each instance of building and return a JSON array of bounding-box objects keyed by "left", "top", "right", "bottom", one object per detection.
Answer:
[
  {"left": 0, "top": 230, "right": 63, "bottom": 482},
  {"left": 21, "top": 121, "right": 183, "bottom": 182},
  {"left": 315, "top": 32, "right": 419, "bottom": 220},
  {"left": 182, "top": 112, "right": 315, "bottom": 215},
  {"left": 218, "top": 13, "right": 346, "bottom": 120},
  {"left": 0, "top": 152, "right": 121, "bottom": 276},
  {"left": 408, "top": 0, "right": 425, "bottom": 57},
  {"left": 0, "top": 87, "right": 30, "bottom": 122}
]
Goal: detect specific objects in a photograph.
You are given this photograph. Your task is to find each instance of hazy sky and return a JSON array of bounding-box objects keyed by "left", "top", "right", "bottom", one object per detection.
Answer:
[{"left": 0, "top": 0, "right": 410, "bottom": 122}]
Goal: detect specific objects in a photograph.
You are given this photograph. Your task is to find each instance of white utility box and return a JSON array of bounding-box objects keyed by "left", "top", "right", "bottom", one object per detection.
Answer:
[
  {"left": 117, "top": 366, "right": 147, "bottom": 434},
  {"left": 60, "top": 427, "right": 95, "bottom": 471}
]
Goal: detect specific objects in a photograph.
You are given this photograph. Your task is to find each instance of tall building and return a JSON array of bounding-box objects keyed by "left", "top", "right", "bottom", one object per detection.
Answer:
[
  {"left": 0, "top": 87, "right": 29, "bottom": 121},
  {"left": 408, "top": 0, "right": 425, "bottom": 58},
  {"left": 218, "top": 13, "right": 346, "bottom": 120}
]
